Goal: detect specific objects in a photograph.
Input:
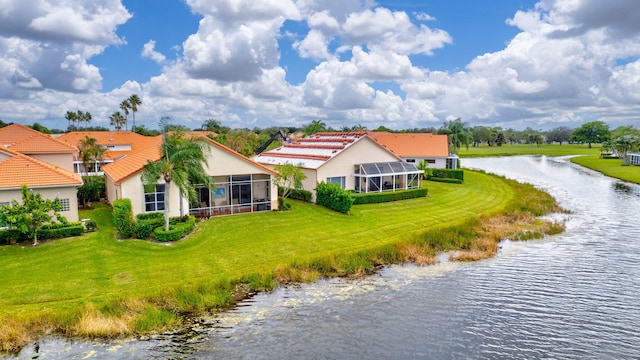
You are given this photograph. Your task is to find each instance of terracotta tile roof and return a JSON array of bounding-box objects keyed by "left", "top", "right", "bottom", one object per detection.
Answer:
[
  {"left": 366, "top": 132, "right": 449, "bottom": 157},
  {"left": 102, "top": 139, "right": 162, "bottom": 184},
  {"left": 0, "top": 148, "right": 82, "bottom": 189},
  {"left": 102, "top": 133, "right": 276, "bottom": 184},
  {"left": 55, "top": 131, "right": 159, "bottom": 160},
  {"left": 0, "top": 123, "right": 76, "bottom": 154}
]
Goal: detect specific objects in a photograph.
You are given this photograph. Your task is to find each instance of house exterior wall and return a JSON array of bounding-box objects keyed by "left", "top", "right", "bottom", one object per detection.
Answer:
[
  {"left": 403, "top": 156, "right": 448, "bottom": 168},
  {"left": 0, "top": 186, "right": 79, "bottom": 222},
  {"left": 29, "top": 153, "right": 75, "bottom": 172},
  {"left": 316, "top": 138, "right": 399, "bottom": 192}
]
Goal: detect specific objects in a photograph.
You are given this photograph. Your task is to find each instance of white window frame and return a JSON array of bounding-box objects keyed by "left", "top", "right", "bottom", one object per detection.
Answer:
[
  {"left": 144, "top": 184, "right": 165, "bottom": 212},
  {"left": 327, "top": 176, "right": 346, "bottom": 188},
  {"left": 59, "top": 198, "right": 70, "bottom": 212}
]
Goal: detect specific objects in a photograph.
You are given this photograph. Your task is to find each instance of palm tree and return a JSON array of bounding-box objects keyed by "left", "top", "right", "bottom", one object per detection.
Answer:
[
  {"left": 64, "top": 111, "right": 77, "bottom": 130},
  {"left": 120, "top": 100, "right": 130, "bottom": 131},
  {"left": 109, "top": 111, "right": 126, "bottom": 131},
  {"left": 303, "top": 120, "right": 327, "bottom": 136},
  {"left": 141, "top": 129, "right": 214, "bottom": 231},
  {"left": 441, "top": 118, "right": 472, "bottom": 155},
  {"left": 128, "top": 94, "right": 142, "bottom": 131}
]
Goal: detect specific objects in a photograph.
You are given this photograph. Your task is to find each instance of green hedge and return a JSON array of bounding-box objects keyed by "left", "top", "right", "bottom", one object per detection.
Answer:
[
  {"left": 315, "top": 182, "right": 353, "bottom": 214},
  {"left": 352, "top": 188, "right": 428, "bottom": 204},
  {"left": 428, "top": 169, "right": 464, "bottom": 182},
  {"left": 278, "top": 187, "right": 312, "bottom": 202},
  {"left": 153, "top": 216, "right": 196, "bottom": 242},
  {"left": 428, "top": 177, "right": 463, "bottom": 184},
  {"left": 136, "top": 212, "right": 163, "bottom": 221},
  {"left": 113, "top": 199, "right": 135, "bottom": 239},
  {"left": 38, "top": 223, "right": 84, "bottom": 240}
]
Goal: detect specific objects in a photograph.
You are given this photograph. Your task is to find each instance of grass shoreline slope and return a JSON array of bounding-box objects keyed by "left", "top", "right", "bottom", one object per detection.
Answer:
[{"left": 0, "top": 170, "right": 563, "bottom": 352}]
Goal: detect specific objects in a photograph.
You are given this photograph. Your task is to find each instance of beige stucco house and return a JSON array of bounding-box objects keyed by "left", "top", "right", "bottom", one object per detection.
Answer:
[
  {"left": 102, "top": 135, "right": 279, "bottom": 218},
  {"left": 253, "top": 132, "right": 422, "bottom": 202},
  {"left": 0, "top": 124, "right": 83, "bottom": 223}
]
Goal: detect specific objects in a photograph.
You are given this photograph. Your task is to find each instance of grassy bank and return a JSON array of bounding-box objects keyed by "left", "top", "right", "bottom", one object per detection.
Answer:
[
  {"left": 570, "top": 156, "right": 640, "bottom": 184},
  {"left": 458, "top": 143, "right": 600, "bottom": 158},
  {"left": 0, "top": 170, "right": 563, "bottom": 352}
]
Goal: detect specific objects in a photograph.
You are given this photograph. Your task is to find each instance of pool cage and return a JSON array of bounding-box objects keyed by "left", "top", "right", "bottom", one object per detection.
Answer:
[{"left": 354, "top": 161, "right": 422, "bottom": 193}]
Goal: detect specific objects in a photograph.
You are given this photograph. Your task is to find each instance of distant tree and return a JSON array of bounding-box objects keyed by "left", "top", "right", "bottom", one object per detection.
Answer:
[
  {"left": 546, "top": 126, "right": 573, "bottom": 145},
  {"left": 141, "top": 128, "right": 214, "bottom": 231},
  {"left": 225, "top": 130, "right": 260, "bottom": 156},
  {"left": 29, "top": 122, "right": 52, "bottom": 134},
  {"left": 272, "top": 163, "right": 307, "bottom": 208},
  {"left": 76, "top": 110, "right": 92, "bottom": 129},
  {"left": 571, "top": 121, "right": 610, "bottom": 148},
  {"left": 128, "top": 94, "right": 142, "bottom": 130},
  {"left": 133, "top": 124, "right": 161, "bottom": 136},
  {"left": 439, "top": 118, "right": 472, "bottom": 154},
  {"left": 0, "top": 119, "right": 7, "bottom": 128},
  {"left": 109, "top": 111, "right": 126, "bottom": 131},
  {"left": 201, "top": 118, "right": 222, "bottom": 132},
  {"left": 120, "top": 99, "right": 131, "bottom": 131},
  {"left": 611, "top": 125, "right": 640, "bottom": 139},
  {"left": 303, "top": 120, "right": 327, "bottom": 136},
  {"left": 614, "top": 135, "right": 639, "bottom": 166},
  {"left": 472, "top": 126, "right": 490, "bottom": 147},
  {"left": 64, "top": 111, "right": 78, "bottom": 129},
  {"left": 0, "top": 185, "right": 64, "bottom": 245}
]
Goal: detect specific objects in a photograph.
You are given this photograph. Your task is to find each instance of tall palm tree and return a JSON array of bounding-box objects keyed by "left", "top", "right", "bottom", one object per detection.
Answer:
[
  {"left": 303, "top": 120, "right": 327, "bottom": 136},
  {"left": 109, "top": 111, "right": 126, "bottom": 131},
  {"left": 128, "top": 94, "right": 142, "bottom": 131},
  {"left": 120, "top": 100, "right": 130, "bottom": 131},
  {"left": 141, "top": 129, "right": 214, "bottom": 231},
  {"left": 64, "top": 111, "right": 77, "bottom": 130}
]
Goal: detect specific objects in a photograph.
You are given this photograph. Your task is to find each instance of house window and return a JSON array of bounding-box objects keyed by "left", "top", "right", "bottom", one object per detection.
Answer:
[
  {"left": 426, "top": 159, "right": 436, "bottom": 164},
  {"left": 406, "top": 159, "right": 416, "bottom": 163},
  {"left": 59, "top": 198, "right": 70, "bottom": 212},
  {"left": 327, "top": 176, "right": 346, "bottom": 188},
  {"left": 144, "top": 184, "right": 165, "bottom": 212}
]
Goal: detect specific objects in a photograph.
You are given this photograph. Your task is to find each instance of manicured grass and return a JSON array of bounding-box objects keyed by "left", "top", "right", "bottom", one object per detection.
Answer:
[
  {"left": 571, "top": 156, "right": 640, "bottom": 184},
  {"left": 458, "top": 143, "right": 601, "bottom": 158},
  {"left": 0, "top": 170, "right": 561, "bottom": 350}
]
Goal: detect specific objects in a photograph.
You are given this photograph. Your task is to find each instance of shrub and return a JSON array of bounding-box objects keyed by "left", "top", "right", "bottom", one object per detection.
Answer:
[
  {"left": 38, "top": 222, "right": 84, "bottom": 240},
  {"left": 84, "top": 219, "right": 97, "bottom": 232},
  {"left": 0, "top": 229, "right": 22, "bottom": 245},
  {"left": 113, "top": 199, "right": 135, "bottom": 239},
  {"left": 278, "top": 186, "right": 312, "bottom": 202},
  {"left": 315, "top": 182, "right": 353, "bottom": 214},
  {"left": 136, "top": 212, "right": 163, "bottom": 221},
  {"left": 153, "top": 216, "right": 196, "bottom": 242},
  {"left": 352, "top": 188, "right": 428, "bottom": 204},
  {"left": 428, "top": 169, "right": 464, "bottom": 182}
]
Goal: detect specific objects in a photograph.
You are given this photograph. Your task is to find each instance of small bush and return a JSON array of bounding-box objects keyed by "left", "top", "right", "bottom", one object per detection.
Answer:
[
  {"left": 153, "top": 216, "right": 195, "bottom": 242},
  {"left": 84, "top": 220, "right": 97, "bottom": 232},
  {"left": 0, "top": 229, "right": 22, "bottom": 245},
  {"left": 136, "top": 212, "right": 163, "bottom": 221},
  {"left": 39, "top": 222, "right": 84, "bottom": 240},
  {"left": 113, "top": 199, "right": 135, "bottom": 239},
  {"left": 315, "top": 182, "right": 353, "bottom": 214},
  {"left": 352, "top": 188, "right": 428, "bottom": 204}
]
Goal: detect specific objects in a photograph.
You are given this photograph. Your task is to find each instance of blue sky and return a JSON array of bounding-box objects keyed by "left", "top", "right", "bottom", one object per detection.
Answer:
[{"left": 1, "top": 0, "right": 639, "bottom": 131}]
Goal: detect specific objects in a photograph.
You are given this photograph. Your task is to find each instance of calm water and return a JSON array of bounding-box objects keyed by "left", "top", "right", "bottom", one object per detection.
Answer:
[{"left": 9, "top": 156, "right": 640, "bottom": 359}]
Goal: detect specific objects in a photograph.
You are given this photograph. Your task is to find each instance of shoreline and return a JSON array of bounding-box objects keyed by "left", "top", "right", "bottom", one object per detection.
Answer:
[{"left": 0, "top": 172, "right": 564, "bottom": 353}]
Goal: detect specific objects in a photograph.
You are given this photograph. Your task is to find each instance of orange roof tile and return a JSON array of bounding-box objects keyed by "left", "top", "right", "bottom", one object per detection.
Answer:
[
  {"left": 0, "top": 149, "right": 82, "bottom": 189},
  {"left": 367, "top": 132, "right": 449, "bottom": 157},
  {"left": 0, "top": 124, "right": 76, "bottom": 154},
  {"left": 102, "top": 133, "right": 277, "bottom": 184},
  {"left": 56, "top": 131, "right": 160, "bottom": 159}
]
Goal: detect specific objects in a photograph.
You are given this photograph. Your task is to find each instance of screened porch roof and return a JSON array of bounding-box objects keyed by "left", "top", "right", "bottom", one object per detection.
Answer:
[{"left": 356, "top": 161, "right": 422, "bottom": 176}]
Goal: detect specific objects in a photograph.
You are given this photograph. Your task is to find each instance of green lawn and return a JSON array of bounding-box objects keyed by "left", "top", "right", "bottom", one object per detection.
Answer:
[
  {"left": 0, "top": 171, "right": 514, "bottom": 318},
  {"left": 458, "top": 143, "right": 601, "bottom": 158},
  {"left": 570, "top": 156, "right": 640, "bottom": 184}
]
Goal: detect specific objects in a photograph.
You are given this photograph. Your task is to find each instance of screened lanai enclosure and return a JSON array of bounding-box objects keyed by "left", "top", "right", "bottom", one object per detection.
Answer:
[
  {"left": 354, "top": 161, "right": 422, "bottom": 193},
  {"left": 189, "top": 174, "right": 272, "bottom": 217}
]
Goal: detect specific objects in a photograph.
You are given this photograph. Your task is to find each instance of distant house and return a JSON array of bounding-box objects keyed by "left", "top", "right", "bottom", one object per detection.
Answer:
[
  {"left": 55, "top": 131, "right": 166, "bottom": 175},
  {"left": 0, "top": 123, "right": 77, "bottom": 172},
  {"left": 0, "top": 145, "right": 83, "bottom": 222},
  {"left": 102, "top": 134, "right": 278, "bottom": 218},
  {"left": 253, "top": 132, "right": 422, "bottom": 202},
  {"left": 366, "top": 132, "right": 458, "bottom": 169},
  {"left": 628, "top": 152, "right": 640, "bottom": 166}
]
